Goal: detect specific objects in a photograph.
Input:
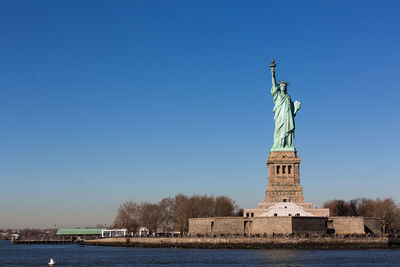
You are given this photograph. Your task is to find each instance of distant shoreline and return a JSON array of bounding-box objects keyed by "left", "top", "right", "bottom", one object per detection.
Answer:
[{"left": 84, "top": 237, "right": 400, "bottom": 250}]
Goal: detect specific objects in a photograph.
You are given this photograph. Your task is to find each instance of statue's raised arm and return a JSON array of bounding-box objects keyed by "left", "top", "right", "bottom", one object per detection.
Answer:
[{"left": 270, "top": 59, "right": 278, "bottom": 93}]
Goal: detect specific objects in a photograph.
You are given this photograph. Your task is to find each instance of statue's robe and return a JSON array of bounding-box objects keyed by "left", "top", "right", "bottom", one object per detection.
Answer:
[{"left": 272, "top": 88, "right": 295, "bottom": 149}]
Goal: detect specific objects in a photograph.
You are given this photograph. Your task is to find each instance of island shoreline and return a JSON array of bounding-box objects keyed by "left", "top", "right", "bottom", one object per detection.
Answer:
[{"left": 84, "top": 237, "right": 400, "bottom": 250}]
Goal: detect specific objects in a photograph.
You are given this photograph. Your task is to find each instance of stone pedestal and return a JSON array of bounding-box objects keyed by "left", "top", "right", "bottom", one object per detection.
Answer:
[{"left": 264, "top": 151, "right": 304, "bottom": 203}]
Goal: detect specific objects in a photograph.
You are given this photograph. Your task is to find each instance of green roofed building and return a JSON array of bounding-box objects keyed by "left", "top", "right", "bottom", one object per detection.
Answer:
[{"left": 56, "top": 228, "right": 105, "bottom": 239}]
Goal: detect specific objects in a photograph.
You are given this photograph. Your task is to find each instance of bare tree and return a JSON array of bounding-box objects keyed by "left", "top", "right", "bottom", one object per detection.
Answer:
[
  {"left": 373, "top": 198, "right": 398, "bottom": 234},
  {"left": 173, "top": 194, "right": 190, "bottom": 235},
  {"left": 323, "top": 199, "right": 351, "bottom": 216},
  {"left": 189, "top": 195, "right": 215, "bottom": 218},
  {"left": 214, "top": 196, "right": 238, "bottom": 216},
  {"left": 324, "top": 197, "right": 400, "bottom": 234},
  {"left": 159, "top": 197, "right": 175, "bottom": 233},
  {"left": 392, "top": 205, "right": 400, "bottom": 234},
  {"left": 113, "top": 201, "right": 140, "bottom": 233},
  {"left": 114, "top": 193, "right": 242, "bottom": 236},
  {"left": 139, "top": 202, "right": 162, "bottom": 235}
]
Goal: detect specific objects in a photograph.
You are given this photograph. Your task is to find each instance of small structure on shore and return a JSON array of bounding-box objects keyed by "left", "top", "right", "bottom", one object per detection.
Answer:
[
  {"left": 56, "top": 228, "right": 129, "bottom": 239},
  {"left": 102, "top": 229, "right": 127, "bottom": 238},
  {"left": 56, "top": 228, "right": 105, "bottom": 240}
]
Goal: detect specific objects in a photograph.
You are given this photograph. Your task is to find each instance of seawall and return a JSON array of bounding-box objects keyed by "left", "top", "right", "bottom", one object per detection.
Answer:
[{"left": 84, "top": 237, "right": 400, "bottom": 249}]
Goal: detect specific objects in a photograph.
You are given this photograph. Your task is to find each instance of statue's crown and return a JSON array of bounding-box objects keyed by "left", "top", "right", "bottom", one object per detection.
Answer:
[{"left": 279, "top": 80, "right": 290, "bottom": 86}]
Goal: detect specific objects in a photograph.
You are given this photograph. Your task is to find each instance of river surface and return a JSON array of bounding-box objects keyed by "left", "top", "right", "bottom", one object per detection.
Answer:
[{"left": 0, "top": 240, "right": 399, "bottom": 266}]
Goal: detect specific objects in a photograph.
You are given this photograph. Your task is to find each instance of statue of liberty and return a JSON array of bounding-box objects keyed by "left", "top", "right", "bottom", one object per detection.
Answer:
[{"left": 269, "top": 60, "right": 301, "bottom": 151}]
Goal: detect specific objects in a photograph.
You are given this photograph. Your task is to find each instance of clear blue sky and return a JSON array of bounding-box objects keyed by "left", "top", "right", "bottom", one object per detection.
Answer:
[{"left": 1, "top": 0, "right": 399, "bottom": 228}]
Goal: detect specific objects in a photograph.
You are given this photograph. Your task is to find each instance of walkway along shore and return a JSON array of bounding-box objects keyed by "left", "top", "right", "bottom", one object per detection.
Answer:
[{"left": 84, "top": 237, "right": 400, "bottom": 249}]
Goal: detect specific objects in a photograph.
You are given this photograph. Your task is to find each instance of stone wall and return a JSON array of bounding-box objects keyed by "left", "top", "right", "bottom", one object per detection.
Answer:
[
  {"left": 213, "top": 218, "right": 243, "bottom": 235},
  {"left": 188, "top": 218, "right": 213, "bottom": 235},
  {"left": 329, "top": 217, "right": 365, "bottom": 234},
  {"left": 292, "top": 217, "right": 327, "bottom": 234},
  {"left": 251, "top": 217, "right": 292, "bottom": 234},
  {"left": 189, "top": 217, "right": 292, "bottom": 236},
  {"left": 190, "top": 216, "right": 368, "bottom": 236},
  {"left": 188, "top": 217, "right": 244, "bottom": 235},
  {"left": 189, "top": 217, "right": 293, "bottom": 235},
  {"left": 364, "top": 217, "right": 383, "bottom": 236}
]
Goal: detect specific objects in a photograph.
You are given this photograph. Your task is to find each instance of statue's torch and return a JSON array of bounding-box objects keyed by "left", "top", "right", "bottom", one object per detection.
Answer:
[{"left": 269, "top": 59, "right": 276, "bottom": 68}]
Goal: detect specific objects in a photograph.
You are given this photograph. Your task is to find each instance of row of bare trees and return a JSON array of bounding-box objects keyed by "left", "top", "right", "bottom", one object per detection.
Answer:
[
  {"left": 323, "top": 198, "right": 400, "bottom": 234},
  {"left": 113, "top": 194, "right": 240, "bottom": 235}
]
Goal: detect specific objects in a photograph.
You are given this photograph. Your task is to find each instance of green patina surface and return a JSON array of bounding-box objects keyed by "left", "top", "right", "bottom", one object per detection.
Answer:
[
  {"left": 56, "top": 228, "right": 105, "bottom": 235},
  {"left": 269, "top": 60, "right": 301, "bottom": 151}
]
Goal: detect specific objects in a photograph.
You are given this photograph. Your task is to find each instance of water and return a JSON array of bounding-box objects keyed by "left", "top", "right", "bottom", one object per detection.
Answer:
[{"left": 0, "top": 240, "right": 399, "bottom": 266}]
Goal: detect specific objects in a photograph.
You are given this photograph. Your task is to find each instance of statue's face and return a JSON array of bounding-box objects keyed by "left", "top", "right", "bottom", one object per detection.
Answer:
[{"left": 280, "top": 83, "right": 287, "bottom": 93}]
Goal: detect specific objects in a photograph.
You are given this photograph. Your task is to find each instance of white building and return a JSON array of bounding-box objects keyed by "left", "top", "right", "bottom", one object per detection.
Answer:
[
  {"left": 137, "top": 227, "right": 149, "bottom": 236},
  {"left": 102, "top": 229, "right": 127, "bottom": 238}
]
